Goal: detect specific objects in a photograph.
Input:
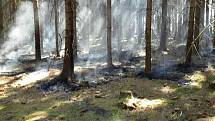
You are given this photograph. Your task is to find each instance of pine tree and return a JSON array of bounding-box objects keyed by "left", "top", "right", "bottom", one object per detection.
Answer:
[
  {"left": 194, "top": 0, "right": 201, "bottom": 53},
  {"left": 160, "top": 0, "right": 168, "bottom": 51},
  {"left": 33, "top": 0, "right": 41, "bottom": 60},
  {"left": 60, "top": 0, "right": 76, "bottom": 83},
  {"left": 145, "top": 0, "right": 152, "bottom": 76},
  {"left": 107, "top": 0, "right": 113, "bottom": 68},
  {"left": 54, "top": 0, "right": 60, "bottom": 57},
  {"left": 185, "top": 0, "right": 196, "bottom": 65}
]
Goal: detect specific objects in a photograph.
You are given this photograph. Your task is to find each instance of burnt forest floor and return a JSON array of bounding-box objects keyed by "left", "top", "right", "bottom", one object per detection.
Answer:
[{"left": 1, "top": 52, "right": 215, "bottom": 120}]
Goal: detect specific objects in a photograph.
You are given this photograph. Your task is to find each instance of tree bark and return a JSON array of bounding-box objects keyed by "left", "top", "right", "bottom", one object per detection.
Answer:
[
  {"left": 213, "top": 9, "right": 215, "bottom": 51},
  {"left": 194, "top": 0, "right": 201, "bottom": 53},
  {"left": 73, "top": 1, "right": 78, "bottom": 59},
  {"left": 176, "top": 18, "right": 182, "bottom": 41},
  {"left": 117, "top": 0, "right": 122, "bottom": 54},
  {"left": 160, "top": 0, "right": 168, "bottom": 51},
  {"left": 40, "top": 23, "right": 44, "bottom": 54},
  {"left": 206, "top": 0, "right": 209, "bottom": 25},
  {"left": 38, "top": 0, "right": 43, "bottom": 55},
  {"left": 0, "top": 0, "right": 3, "bottom": 41},
  {"left": 107, "top": 0, "right": 113, "bottom": 68},
  {"left": 33, "top": 0, "right": 41, "bottom": 60},
  {"left": 200, "top": 0, "right": 205, "bottom": 28},
  {"left": 137, "top": 0, "right": 143, "bottom": 45},
  {"left": 145, "top": 0, "right": 152, "bottom": 76},
  {"left": 54, "top": 0, "right": 60, "bottom": 57},
  {"left": 60, "top": 0, "right": 76, "bottom": 83},
  {"left": 185, "top": 0, "right": 195, "bottom": 65}
]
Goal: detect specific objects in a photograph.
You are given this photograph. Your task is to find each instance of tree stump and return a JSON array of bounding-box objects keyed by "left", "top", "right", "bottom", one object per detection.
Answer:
[
  {"left": 208, "top": 82, "right": 215, "bottom": 90},
  {"left": 119, "top": 91, "right": 133, "bottom": 99}
]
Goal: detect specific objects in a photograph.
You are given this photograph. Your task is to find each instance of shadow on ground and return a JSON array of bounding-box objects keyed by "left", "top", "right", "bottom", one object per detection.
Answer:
[{"left": 1, "top": 67, "right": 215, "bottom": 121}]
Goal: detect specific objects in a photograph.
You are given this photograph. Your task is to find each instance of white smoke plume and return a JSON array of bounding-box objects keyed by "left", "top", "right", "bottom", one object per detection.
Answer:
[{"left": 0, "top": 2, "right": 34, "bottom": 59}]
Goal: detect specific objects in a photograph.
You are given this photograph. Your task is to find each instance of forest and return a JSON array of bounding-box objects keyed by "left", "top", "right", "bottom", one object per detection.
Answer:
[{"left": 0, "top": 0, "right": 215, "bottom": 120}]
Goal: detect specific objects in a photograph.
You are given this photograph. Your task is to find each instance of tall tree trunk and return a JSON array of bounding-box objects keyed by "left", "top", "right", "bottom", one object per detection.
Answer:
[
  {"left": 200, "top": 0, "right": 205, "bottom": 26},
  {"left": 60, "top": 0, "right": 76, "bottom": 83},
  {"left": 33, "top": 0, "right": 41, "bottom": 60},
  {"left": 86, "top": 0, "right": 92, "bottom": 54},
  {"left": 12, "top": 0, "right": 16, "bottom": 18},
  {"left": 0, "top": 0, "right": 3, "bottom": 42},
  {"left": 54, "top": 0, "right": 60, "bottom": 57},
  {"left": 107, "top": 0, "right": 113, "bottom": 68},
  {"left": 200, "top": 0, "right": 205, "bottom": 48},
  {"left": 213, "top": 10, "right": 215, "bottom": 51},
  {"left": 117, "top": 0, "right": 122, "bottom": 54},
  {"left": 206, "top": 0, "right": 209, "bottom": 25},
  {"left": 175, "top": 0, "right": 183, "bottom": 43},
  {"left": 200, "top": 0, "right": 205, "bottom": 33},
  {"left": 73, "top": 1, "right": 78, "bottom": 59},
  {"left": 38, "top": 0, "right": 43, "bottom": 55},
  {"left": 137, "top": 0, "right": 143, "bottom": 44},
  {"left": 209, "top": 0, "right": 213, "bottom": 33},
  {"left": 185, "top": 0, "right": 195, "bottom": 65},
  {"left": 194, "top": 0, "right": 201, "bottom": 53},
  {"left": 145, "top": 0, "right": 152, "bottom": 76},
  {"left": 160, "top": 0, "right": 168, "bottom": 51},
  {"left": 40, "top": 23, "right": 43, "bottom": 54}
]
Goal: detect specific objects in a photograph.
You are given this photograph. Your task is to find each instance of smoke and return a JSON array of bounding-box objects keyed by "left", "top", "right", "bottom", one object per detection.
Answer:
[
  {"left": 40, "top": 1, "right": 64, "bottom": 53},
  {"left": 0, "top": 2, "right": 34, "bottom": 59},
  {"left": 0, "top": 0, "right": 212, "bottom": 84},
  {"left": 0, "top": 0, "right": 148, "bottom": 70},
  {"left": 0, "top": 1, "right": 65, "bottom": 71}
]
